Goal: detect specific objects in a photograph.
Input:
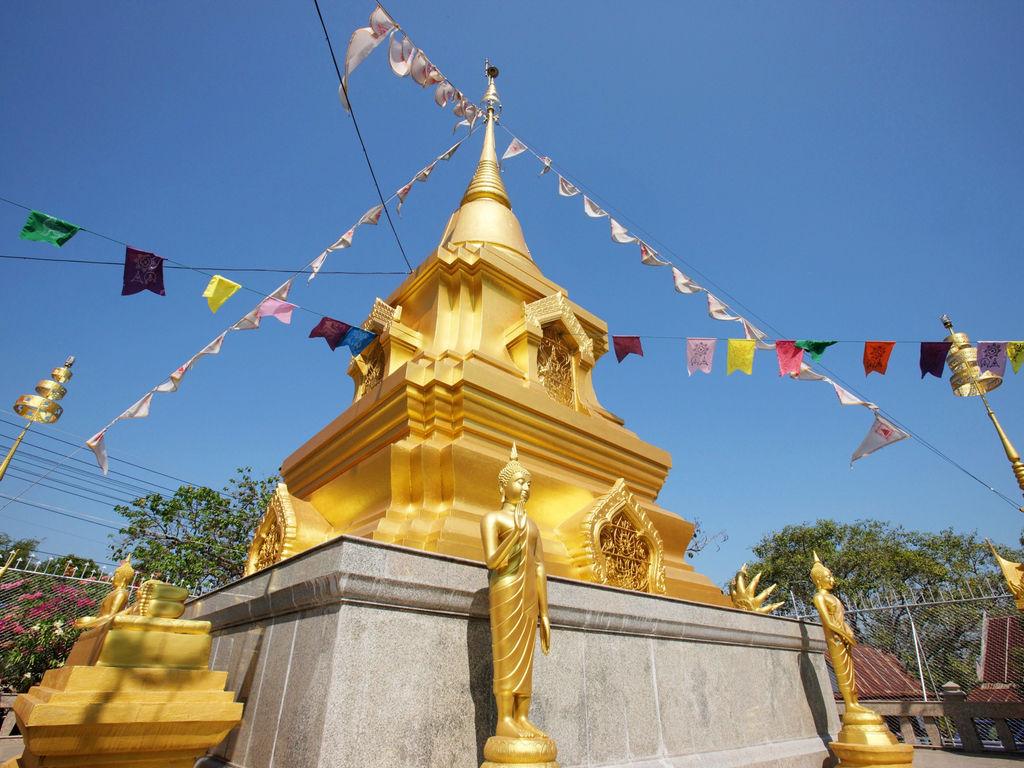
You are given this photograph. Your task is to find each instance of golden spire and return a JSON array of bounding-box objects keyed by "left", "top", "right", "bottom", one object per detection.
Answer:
[{"left": 460, "top": 61, "right": 511, "bottom": 210}]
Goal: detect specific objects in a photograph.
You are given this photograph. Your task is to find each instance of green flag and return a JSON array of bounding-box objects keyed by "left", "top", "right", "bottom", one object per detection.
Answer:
[
  {"left": 795, "top": 339, "right": 837, "bottom": 361},
  {"left": 19, "top": 210, "right": 80, "bottom": 247}
]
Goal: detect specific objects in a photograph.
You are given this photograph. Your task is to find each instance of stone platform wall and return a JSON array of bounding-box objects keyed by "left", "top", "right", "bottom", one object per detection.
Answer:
[{"left": 186, "top": 536, "right": 839, "bottom": 768}]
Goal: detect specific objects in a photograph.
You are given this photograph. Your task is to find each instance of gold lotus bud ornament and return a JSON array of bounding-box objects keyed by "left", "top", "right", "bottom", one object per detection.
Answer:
[
  {"left": 0, "top": 356, "right": 75, "bottom": 482},
  {"left": 729, "top": 564, "right": 784, "bottom": 614}
]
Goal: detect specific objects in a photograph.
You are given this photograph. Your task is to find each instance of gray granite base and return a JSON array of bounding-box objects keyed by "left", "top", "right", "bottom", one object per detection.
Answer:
[{"left": 186, "top": 536, "right": 838, "bottom": 768}]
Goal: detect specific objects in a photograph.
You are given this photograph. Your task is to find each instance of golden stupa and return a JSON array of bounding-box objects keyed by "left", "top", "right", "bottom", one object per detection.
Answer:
[{"left": 246, "top": 69, "right": 728, "bottom": 607}]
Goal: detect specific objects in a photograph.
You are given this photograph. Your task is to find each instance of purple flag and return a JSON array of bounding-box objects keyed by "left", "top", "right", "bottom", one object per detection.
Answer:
[
  {"left": 919, "top": 341, "right": 951, "bottom": 378},
  {"left": 977, "top": 342, "right": 1008, "bottom": 377},
  {"left": 309, "top": 317, "right": 353, "bottom": 351},
  {"left": 122, "top": 246, "right": 165, "bottom": 296},
  {"left": 612, "top": 335, "right": 643, "bottom": 363},
  {"left": 686, "top": 338, "right": 716, "bottom": 375}
]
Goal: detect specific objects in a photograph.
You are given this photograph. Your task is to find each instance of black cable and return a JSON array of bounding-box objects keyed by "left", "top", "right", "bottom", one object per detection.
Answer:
[
  {"left": 0, "top": 253, "right": 406, "bottom": 275},
  {"left": 9, "top": 449, "right": 161, "bottom": 499},
  {"left": 5, "top": 464, "right": 138, "bottom": 505},
  {"left": 0, "top": 493, "right": 121, "bottom": 530},
  {"left": 311, "top": 0, "right": 414, "bottom": 273},
  {"left": 3, "top": 470, "right": 136, "bottom": 508}
]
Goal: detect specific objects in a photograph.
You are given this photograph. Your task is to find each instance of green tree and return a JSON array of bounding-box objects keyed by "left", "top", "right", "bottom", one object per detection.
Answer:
[
  {"left": 0, "top": 534, "right": 40, "bottom": 565},
  {"left": 110, "top": 467, "right": 277, "bottom": 591}
]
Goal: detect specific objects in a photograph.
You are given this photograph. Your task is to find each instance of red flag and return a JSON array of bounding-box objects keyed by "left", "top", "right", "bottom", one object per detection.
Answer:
[
  {"left": 612, "top": 336, "right": 643, "bottom": 363},
  {"left": 775, "top": 341, "right": 803, "bottom": 376},
  {"left": 863, "top": 341, "right": 895, "bottom": 376}
]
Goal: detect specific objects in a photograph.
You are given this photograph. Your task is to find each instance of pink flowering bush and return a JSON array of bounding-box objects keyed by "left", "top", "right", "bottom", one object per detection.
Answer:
[{"left": 0, "top": 577, "right": 101, "bottom": 692}]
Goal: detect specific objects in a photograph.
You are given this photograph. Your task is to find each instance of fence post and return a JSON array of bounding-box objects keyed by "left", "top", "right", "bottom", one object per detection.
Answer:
[{"left": 941, "top": 681, "right": 982, "bottom": 752}]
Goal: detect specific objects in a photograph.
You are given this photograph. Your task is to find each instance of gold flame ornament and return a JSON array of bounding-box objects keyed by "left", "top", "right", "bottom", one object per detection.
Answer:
[
  {"left": 940, "top": 315, "right": 1024, "bottom": 508},
  {"left": 729, "top": 564, "right": 784, "bottom": 614},
  {"left": 0, "top": 356, "right": 75, "bottom": 482}
]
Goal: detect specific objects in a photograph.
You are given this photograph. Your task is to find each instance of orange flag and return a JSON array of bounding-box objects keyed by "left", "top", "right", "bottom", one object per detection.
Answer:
[{"left": 863, "top": 341, "right": 895, "bottom": 376}]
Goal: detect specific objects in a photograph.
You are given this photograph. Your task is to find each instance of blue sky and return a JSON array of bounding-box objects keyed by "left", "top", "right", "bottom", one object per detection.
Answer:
[{"left": 1, "top": 2, "right": 1021, "bottom": 588}]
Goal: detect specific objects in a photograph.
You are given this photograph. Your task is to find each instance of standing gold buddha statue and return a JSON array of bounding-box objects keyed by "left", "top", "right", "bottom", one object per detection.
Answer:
[{"left": 480, "top": 444, "right": 558, "bottom": 768}]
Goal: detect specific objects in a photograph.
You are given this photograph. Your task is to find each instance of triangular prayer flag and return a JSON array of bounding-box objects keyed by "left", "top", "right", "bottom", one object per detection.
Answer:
[
  {"left": 415, "top": 161, "right": 437, "bottom": 183},
  {"left": 977, "top": 342, "right": 1007, "bottom": 377},
  {"left": 309, "top": 317, "right": 353, "bottom": 351},
  {"left": 19, "top": 210, "right": 80, "bottom": 247},
  {"left": 920, "top": 342, "right": 951, "bottom": 378},
  {"left": 85, "top": 430, "right": 109, "bottom": 475},
  {"left": 610, "top": 218, "right": 636, "bottom": 244},
  {"left": 794, "top": 340, "right": 836, "bottom": 361},
  {"left": 257, "top": 298, "right": 297, "bottom": 324},
  {"left": 121, "top": 246, "right": 165, "bottom": 296},
  {"left": 502, "top": 137, "right": 528, "bottom": 161},
  {"left": 672, "top": 267, "right": 701, "bottom": 294},
  {"left": 790, "top": 362, "right": 829, "bottom": 382},
  {"left": 1008, "top": 342, "right": 1024, "bottom": 374},
  {"left": 686, "top": 338, "right": 716, "bottom": 376},
  {"left": 538, "top": 156, "right": 552, "bottom": 175},
  {"left": 583, "top": 197, "right": 607, "bottom": 218},
  {"left": 438, "top": 137, "right": 464, "bottom": 161},
  {"left": 340, "top": 5, "right": 395, "bottom": 109},
  {"left": 831, "top": 382, "right": 876, "bottom": 409},
  {"left": 154, "top": 332, "right": 226, "bottom": 393},
  {"left": 775, "top": 341, "right": 803, "bottom": 376},
  {"left": 307, "top": 252, "right": 327, "bottom": 284},
  {"left": 359, "top": 204, "right": 384, "bottom": 226},
  {"left": 202, "top": 274, "right": 241, "bottom": 312},
  {"left": 343, "top": 327, "right": 376, "bottom": 355},
  {"left": 558, "top": 176, "right": 580, "bottom": 197},
  {"left": 395, "top": 179, "right": 415, "bottom": 215},
  {"left": 638, "top": 241, "right": 670, "bottom": 267},
  {"left": 726, "top": 339, "right": 756, "bottom": 375},
  {"left": 387, "top": 32, "right": 415, "bottom": 77},
  {"left": 612, "top": 336, "right": 643, "bottom": 363},
  {"left": 117, "top": 393, "right": 153, "bottom": 421},
  {"left": 707, "top": 293, "right": 739, "bottom": 322},
  {"left": 863, "top": 341, "right": 895, "bottom": 376},
  {"left": 328, "top": 227, "right": 356, "bottom": 252},
  {"left": 434, "top": 81, "right": 455, "bottom": 108},
  {"left": 742, "top": 319, "right": 774, "bottom": 350},
  {"left": 851, "top": 413, "right": 909, "bottom": 465}
]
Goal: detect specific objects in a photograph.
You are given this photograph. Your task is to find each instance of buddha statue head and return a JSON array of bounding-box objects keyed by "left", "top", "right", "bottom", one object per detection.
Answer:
[
  {"left": 112, "top": 558, "right": 135, "bottom": 588},
  {"left": 498, "top": 443, "right": 532, "bottom": 505},
  {"left": 811, "top": 551, "right": 835, "bottom": 591}
]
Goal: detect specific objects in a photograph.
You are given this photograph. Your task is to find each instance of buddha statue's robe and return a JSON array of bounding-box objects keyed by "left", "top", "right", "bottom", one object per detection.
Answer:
[
  {"left": 815, "top": 591, "right": 860, "bottom": 708},
  {"left": 488, "top": 514, "right": 540, "bottom": 696}
]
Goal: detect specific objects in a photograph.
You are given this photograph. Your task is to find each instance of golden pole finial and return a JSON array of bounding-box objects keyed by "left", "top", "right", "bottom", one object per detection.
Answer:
[
  {"left": 459, "top": 59, "right": 511, "bottom": 210},
  {"left": 940, "top": 315, "right": 1024, "bottom": 509},
  {"left": 0, "top": 356, "right": 76, "bottom": 482}
]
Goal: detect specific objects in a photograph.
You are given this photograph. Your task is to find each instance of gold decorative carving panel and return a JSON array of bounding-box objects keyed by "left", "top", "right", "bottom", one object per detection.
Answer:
[
  {"left": 523, "top": 293, "right": 594, "bottom": 359},
  {"left": 244, "top": 484, "right": 336, "bottom": 576},
  {"left": 537, "top": 326, "right": 576, "bottom": 408}
]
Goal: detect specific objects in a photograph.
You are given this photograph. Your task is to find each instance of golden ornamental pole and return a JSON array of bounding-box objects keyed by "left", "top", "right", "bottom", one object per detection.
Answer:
[
  {"left": 0, "top": 356, "right": 75, "bottom": 482},
  {"left": 940, "top": 315, "right": 1024, "bottom": 510}
]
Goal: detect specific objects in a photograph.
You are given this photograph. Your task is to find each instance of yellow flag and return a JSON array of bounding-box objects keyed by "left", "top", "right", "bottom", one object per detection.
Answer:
[
  {"left": 727, "top": 339, "right": 756, "bottom": 375},
  {"left": 202, "top": 274, "right": 241, "bottom": 313},
  {"left": 1008, "top": 341, "right": 1024, "bottom": 374}
]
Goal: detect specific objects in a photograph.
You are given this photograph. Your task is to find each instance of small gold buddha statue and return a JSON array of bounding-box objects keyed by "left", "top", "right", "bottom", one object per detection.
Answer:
[{"left": 479, "top": 444, "right": 558, "bottom": 768}]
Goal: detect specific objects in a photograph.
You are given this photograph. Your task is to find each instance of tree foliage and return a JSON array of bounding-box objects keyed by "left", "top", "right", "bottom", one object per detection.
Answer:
[
  {"left": 0, "top": 534, "right": 40, "bottom": 564},
  {"left": 110, "top": 467, "right": 277, "bottom": 591}
]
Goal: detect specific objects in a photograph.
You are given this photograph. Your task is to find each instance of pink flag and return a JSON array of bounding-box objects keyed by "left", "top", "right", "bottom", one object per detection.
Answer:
[
  {"left": 502, "top": 138, "right": 528, "bottom": 161},
  {"left": 388, "top": 32, "right": 415, "bottom": 77},
  {"left": 672, "top": 266, "right": 701, "bottom": 294},
  {"left": 775, "top": 341, "right": 803, "bottom": 376},
  {"left": 359, "top": 205, "right": 384, "bottom": 226},
  {"left": 558, "top": 176, "right": 580, "bottom": 197},
  {"left": 395, "top": 179, "right": 415, "bottom": 215},
  {"left": 583, "top": 197, "right": 607, "bottom": 218},
  {"left": 538, "top": 156, "right": 552, "bottom": 175},
  {"left": 639, "top": 241, "right": 670, "bottom": 267},
  {"left": 86, "top": 430, "right": 109, "bottom": 475},
  {"left": 257, "top": 298, "right": 297, "bottom": 325},
  {"left": 851, "top": 413, "right": 909, "bottom": 465},
  {"left": 686, "top": 338, "right": 716, "bottom": 375},
  {"left": 117, "top": 393, "right": 153, "bottom": 421},
  {"left": 610, "top": 218, "right": 636, "bottom": 244}
]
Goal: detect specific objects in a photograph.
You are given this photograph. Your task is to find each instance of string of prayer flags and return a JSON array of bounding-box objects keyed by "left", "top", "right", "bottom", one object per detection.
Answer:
[
  {"left": 359, "top": 204, "right": 384, "bottom": 226},
  {"left": 707, "top": 293, "right": 739, "bottom": 322},
  {"left": 155, "top": 332, "right": 226, "bottom": 393},
  {"left": 686, "top": 338, "right": 716, "bottom": 375},
  {"left": 726, "top": 339, "right": 756, "bottom": 375},
  {"left": 851, "top": 413, "right": 909, "bottom": 465},
  {"left": 340, "top": 5, "right": 396, "bottom": 110},
  {"left": 388, "top": 32, "right": 415, "bottom": 77},
  {"left": 121, "top": 247, "right": 165, "bottom": 297},
  {"left": 395, "top": 180, "right": 415, "bottom": 215},
  {"left": 202, "top": 275, "right": 241, "bottom": 313},
  {"left": 919, "top": 341, "right": 951, "bottom": 378},
  {"left": 1009, "top": 342, "right": 1024, "bottom": 374},
  {"left": 583, "top": 197, "right": 607, "bottom": 218},
  {"left": 639, "top": 241, "right": 670, "bottom": 267},
  {"left": 672, "top": 267, "right": 701, "bottom": 294},
  {"left": 438, "top": 137, "right": 466, "bottom": 162},
  {"left": 19, "top": 210, "right": 80, "bottom": 247},
  {"left": 977, "top": 342, "right": 1007, "bottom": 377},
  {"left": 558, "top": 176, "right": 580, "bottom": 197},
  {"left": 863, "top": 341, "right": 895, "bottom": 376},
  {"left": 233, "top": 280, "right": 292, "bottom": 331},
  {"left": 86, "top": 430, "right": 109, "bottom": 475},
  {"left": 610, "top": 218, "right": 637, "bottom": 244},
  {"left": 612, "top": 336, "right": 643, "bottom": 363},
  {"left": 794, "top": 340, "right": 836, "bottom": 361},
  {"left": 538, "top": 156, "right": 553, "bottom": 175},
  {"left": 415, "top": 161, "right": 437, "bottom": 183},
  {"left": 502, "top": 137, "right": 527, "bottom": 161},
  {"left": 775, "top": 341, "right": 803, "bottom": 376},
  {"left": 117, "top": 393, "right": 153, "bottom": 420}
]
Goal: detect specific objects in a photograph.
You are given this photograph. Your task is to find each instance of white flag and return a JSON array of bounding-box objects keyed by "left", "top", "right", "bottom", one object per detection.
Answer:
[
  {"left": 538, "top": 156, "right": 552, "bottom": 175},
  {"left": 742, "top": 318, "right": 775, "bottom": 351},
  {"left": 86, "top": 430, "right": 109, "bottom": 475},
  {"left": 388, "top": 32, "right": 415, "bottom": 77},
  {"left": 672, "top": 266, "right": 702, "bottom": 294},
  {"left": 851, "top": 413, "right": 909, "bottom": 465},
  {"left": 502, "top": 137, "right": 528, "bottom": 161},
  {"left": 832, "top": 381, "right": 878, "bottom": 410},
  {"left": 329, "top": 227, "right": 356, "bottom": 252},
  {"left": 707, "top": 293, "right": 739, "bottom": 322},
  {"left": 410, "top": 50, "right": 443, "bottom": 87},
  {"left": 395, "top": 179, "right": 415, "bottom": 214},
  {"left": 233, "top": 307, "right": 261, "bottom": 331},
  {"left": 415, "top": 161, "right": 437, "bottom": 183},
  {"left": 438, "top": 138, "right": 464, "bottom": 161},
  {"left": 117, "top": 393, "right": 153, "bottom": 421},
  {"left": 434, "top": 81, "right": 455, "bottom": 108},
  {"left": 155, "top": 332, "right": 227, "bottom": 391},
  {"left": 359, "top": 205, "right": 384, "bottom": 226},
  {"left": 583, "top": 196, "right": 607, "bottom": 218},
  {"left": 610, "top": 218, "right": 636, "bottom": 244},
  {"left": 307, "top": 251, "right": 327, "bottom": 283},
  {"left": 270, "top": 279, "right": 292, "bottom": 301},
  {"left": 790, "top": 362, "right": 830, "bottom": 382},
  {"left": 340, "top": 6, "right": 395, "bottom": 109},
  {"left": 558, "top": 176, "right": 580, "bottom": 197},
  {"left": 639, "top": 241, "right": 670, "bottom": 267}
]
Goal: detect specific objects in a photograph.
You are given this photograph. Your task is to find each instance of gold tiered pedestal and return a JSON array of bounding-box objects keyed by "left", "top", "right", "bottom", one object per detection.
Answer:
[
  {"left": 3, "top": 579, "right": 242, "bottom": 768},
  {"left": 246, "top": 69, "right": 728, "bottom": 607}
]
